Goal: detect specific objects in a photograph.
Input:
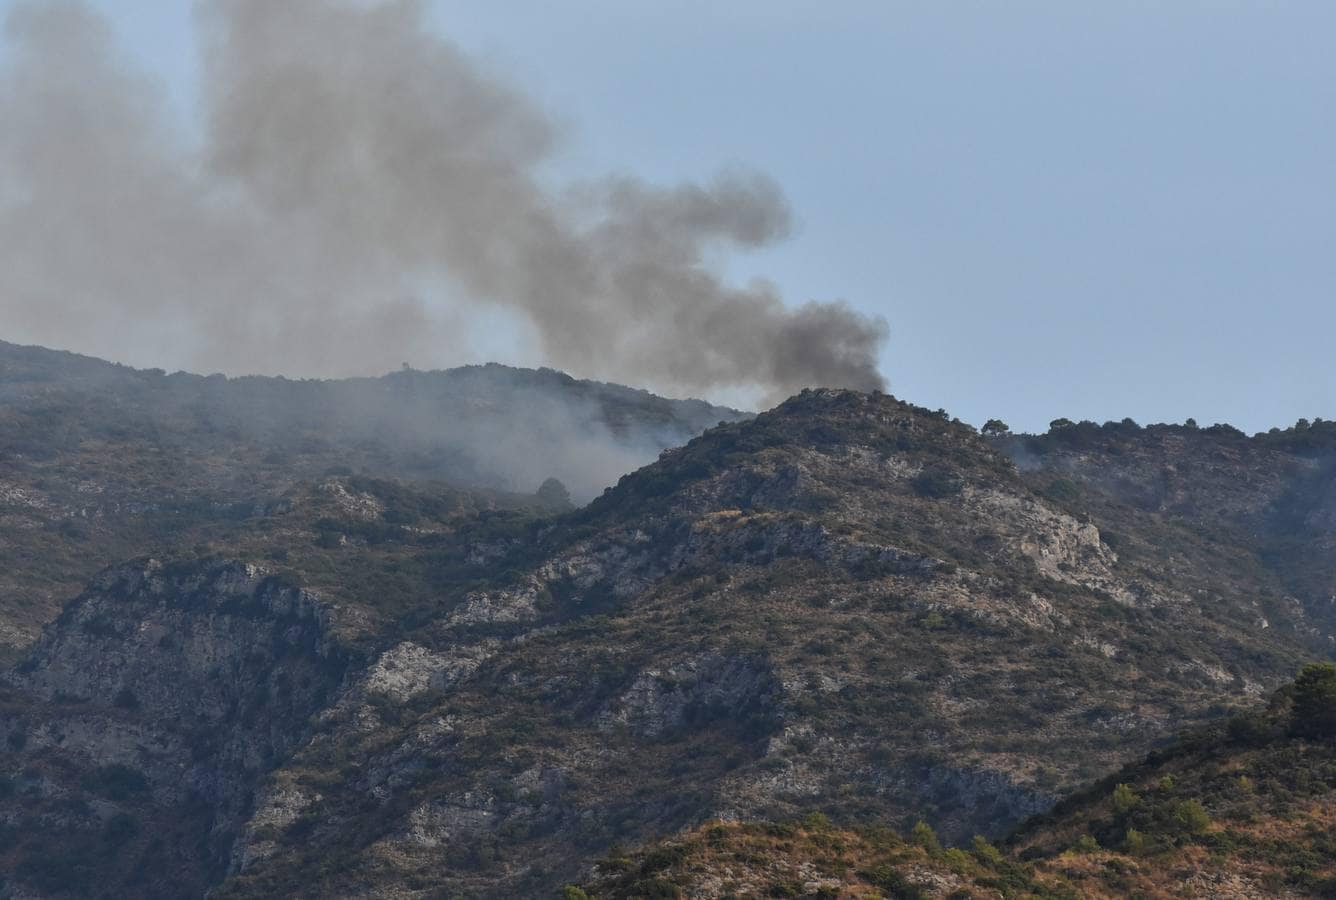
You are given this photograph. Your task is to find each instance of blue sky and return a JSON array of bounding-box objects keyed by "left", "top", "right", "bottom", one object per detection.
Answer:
[{"left": 3, "top": 0, "right": 1333, "bottom": 432}]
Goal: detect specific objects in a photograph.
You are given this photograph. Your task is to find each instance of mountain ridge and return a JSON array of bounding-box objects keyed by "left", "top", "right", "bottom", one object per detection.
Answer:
[
  {"left": 0, "top": 339, "right": 745, "bottom": 656},
  {"left": 0, "top": 344, "right": 1334, "bottom": 897}
]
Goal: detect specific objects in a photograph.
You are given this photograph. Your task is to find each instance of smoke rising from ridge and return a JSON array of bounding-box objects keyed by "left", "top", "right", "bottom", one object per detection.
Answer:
[{"left": 0, "top": 0, "right": 887, "bottom": 402}]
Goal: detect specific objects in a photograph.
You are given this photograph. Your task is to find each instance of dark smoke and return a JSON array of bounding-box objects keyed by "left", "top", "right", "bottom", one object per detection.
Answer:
[{"left": 0, "top": 0, "right": 887, "bottom": 402}]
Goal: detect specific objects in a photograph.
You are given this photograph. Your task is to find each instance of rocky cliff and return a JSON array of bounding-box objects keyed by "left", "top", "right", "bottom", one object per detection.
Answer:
[{"left": 0, "top": 560, "right": 350, "bottom": 896}]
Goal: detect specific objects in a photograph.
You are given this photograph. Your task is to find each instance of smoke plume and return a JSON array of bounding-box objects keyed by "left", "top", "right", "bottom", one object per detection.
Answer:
[{"left": 0, "top": 0, "right": 887, "bottom": 402}]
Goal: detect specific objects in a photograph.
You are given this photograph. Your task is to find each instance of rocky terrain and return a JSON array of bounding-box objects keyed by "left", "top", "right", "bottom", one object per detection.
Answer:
[
  {"left": 0, "top": 340, "right": 740, "bottom": 657},
  {"left": 580, "top": 666, "right": 1336, "bottom": 898},
  {"left": 1000, "top": 417, "right": 1336, "bottom": 648},
  {"left": 1, "top": 345, "right": 1334, "bottom": 897}
]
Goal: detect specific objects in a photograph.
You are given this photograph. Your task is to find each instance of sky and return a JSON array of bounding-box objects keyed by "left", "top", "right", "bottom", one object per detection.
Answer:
[{"left": 2, "top": 0, "right": 1332, "bottom": 433}]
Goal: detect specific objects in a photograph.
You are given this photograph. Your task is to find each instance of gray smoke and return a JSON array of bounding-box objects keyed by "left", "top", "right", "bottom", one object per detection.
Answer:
[{"left": 0, "top": 0, "right": 887, "bottom": 402}]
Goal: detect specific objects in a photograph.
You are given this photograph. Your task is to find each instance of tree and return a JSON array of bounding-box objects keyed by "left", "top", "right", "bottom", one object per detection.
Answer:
[
  {"left": 1049, "top": 418, "right": 1076, "bottom": 431},
  {"left": 536, "top": 477, "right": 572, "bottom": 510},
  {"left": 971, "top": 835, "right": 1003, "bottom": 865},
  {"left": 1172, "top": 799, "right": 1211, "bottom": 835},
  {"left": 910, "top": 820, "right": 941, "bottom": 852},
  {"left": 1111, "top": 782, "right": 1139, "bottom": 815},
  {"left": 981, "top": 419, "right": 1010, "bottom": 437},
  {"left": 1291, "top": 662, "right": 1336, "bottom": 739}
]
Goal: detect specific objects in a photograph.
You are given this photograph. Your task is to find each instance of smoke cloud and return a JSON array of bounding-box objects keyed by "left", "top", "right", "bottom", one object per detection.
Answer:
[{"left": 0, "top": 0, "right": 887, "bottom": 402}]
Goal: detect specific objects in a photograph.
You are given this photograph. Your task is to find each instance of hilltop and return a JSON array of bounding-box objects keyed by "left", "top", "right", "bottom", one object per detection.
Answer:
[{"left": 0, "top": 340, "right": 741, "bottom": 655}]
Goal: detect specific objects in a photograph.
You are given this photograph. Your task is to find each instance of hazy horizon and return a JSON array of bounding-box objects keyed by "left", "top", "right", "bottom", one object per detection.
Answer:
[{"left": 2, "top": 0, "right": 1332, "bottom": 432}]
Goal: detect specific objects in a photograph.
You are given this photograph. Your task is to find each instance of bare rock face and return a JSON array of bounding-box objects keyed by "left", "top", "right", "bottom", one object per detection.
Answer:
[
  {"left": 360, "top": 640, "right": 492, "bottom": 702},
  {"left": 0, "top": 558, "right": 350, "bottom": 897},
  {"left": 597, "top": 654, "right": 780, "bottom": 740}
]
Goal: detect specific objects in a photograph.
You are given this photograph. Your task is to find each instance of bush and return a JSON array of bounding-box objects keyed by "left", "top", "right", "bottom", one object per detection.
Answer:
[
  {"left": 1112, "top": 782, "right": 1139, "bottom": 815},
  {"left": 627, "top": 879, "right": 682, "bottom": 899},
  {"left": 971, "top": 835, "right": 1004, "bottom": 865},
  {"left": 1228, "top": 711, "right": 1280, "bottom": 746},
  {"left": 910, "top": 820, "right": 941, "bottom": 852},
  {"left": 803, "top": 812, "right": 833, "bottom": 832},
  {"left": 639, "top": 845, "right": 688, "bottom": 875},
  {"left": 1292, "top": 663, "right": 1336, "bottom": 739},
  {"left": 865, "top": 865, "right": 926, "bottom": 900},
  {"left": 1043, "top": 478, "right": 1083, "bottom": 502},
  {"left": 1172, "top": 800, "right": 1211, "bottom": 836}
]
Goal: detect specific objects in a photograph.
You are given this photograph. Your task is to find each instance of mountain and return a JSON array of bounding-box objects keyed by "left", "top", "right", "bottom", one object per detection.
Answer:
[
  {"left": 999, "top": 417, "right": 1336, "bottom": 649},
  {"left": 577, "top": 667, "right": 1336, "bottom": 898},
  {"left": 0, "top": 340, "right": 741, "bottom": 657},
  {"left": 2, "top": 379, "right": 1333, "bottom": 898}
]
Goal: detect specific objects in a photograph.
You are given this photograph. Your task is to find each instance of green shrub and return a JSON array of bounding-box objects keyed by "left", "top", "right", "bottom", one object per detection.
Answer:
[
  {"left": 971, "top": 835, "right": 1004, "bottom": 866},
  {"left": 627, "top": 879, "right": 681, "bottom": 899},
  {"left": 639, "top": 845, "right": 688, "bottom": 875},
  {"left": 1172, "top": 800, "right": 1211, "bottom": 836},
  {"left": 802, "top": 812, "right": 833, "bottom": 832},
  {"left": 1292, "top": 663, "right": 1336, "bottom": 739},
  {"left": 1111, "top": 782, "right": 1139, "bottom": 815},
  {"left": 865, "top": 865, "right": 926, "bottom": 900},
  {"left": 1043, "top": 478, "right": 1083, "bottom": 502},
  {"left": 910, "top": 820, "right": 941, "bottom": 852}
]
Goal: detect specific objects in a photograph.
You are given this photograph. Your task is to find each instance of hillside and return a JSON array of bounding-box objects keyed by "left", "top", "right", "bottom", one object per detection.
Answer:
[
  {"left": 1000, "top": 418, "right": 1336, "bottom": 647},
  {"left": 1007, "top": 661, "right": 1336, "bottom": 898},
  {"left": 3, "top": 385, "right": 1333, "bottom": 897},
  {"left": 0, "top": 340, "right": 740, "bottom": 656},
  {"left": 576, "top": 666, "right": 1336, "bottom": 899}
]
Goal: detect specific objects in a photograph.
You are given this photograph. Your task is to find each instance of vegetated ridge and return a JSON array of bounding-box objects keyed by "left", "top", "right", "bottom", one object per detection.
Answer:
[{"left": 1, "top": 344, "right": 1335, "bottom": 897}]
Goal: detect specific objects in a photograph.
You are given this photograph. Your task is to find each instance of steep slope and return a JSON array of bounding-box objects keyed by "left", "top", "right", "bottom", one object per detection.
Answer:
[
  {"left": 0, "top": 561, "right": 353, "bottom": 897},
  {"left": 2, "top": 389, "right": 1329, "bottom": 898},
  {"left": 1008, "top": 662, "right": 1336, "bottom": 898},
  {"left": 211, "top": 391, "right": 1306, "bottom": 895},
  {"left": 1001, "top": 418, "right": 1336, "bottom": 649},
  {"left": 578, "top": 668, "right": 1336, "bottom": 899},
  {"left": 0, "top": 340, "right": 741, "bottom": 656}
]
